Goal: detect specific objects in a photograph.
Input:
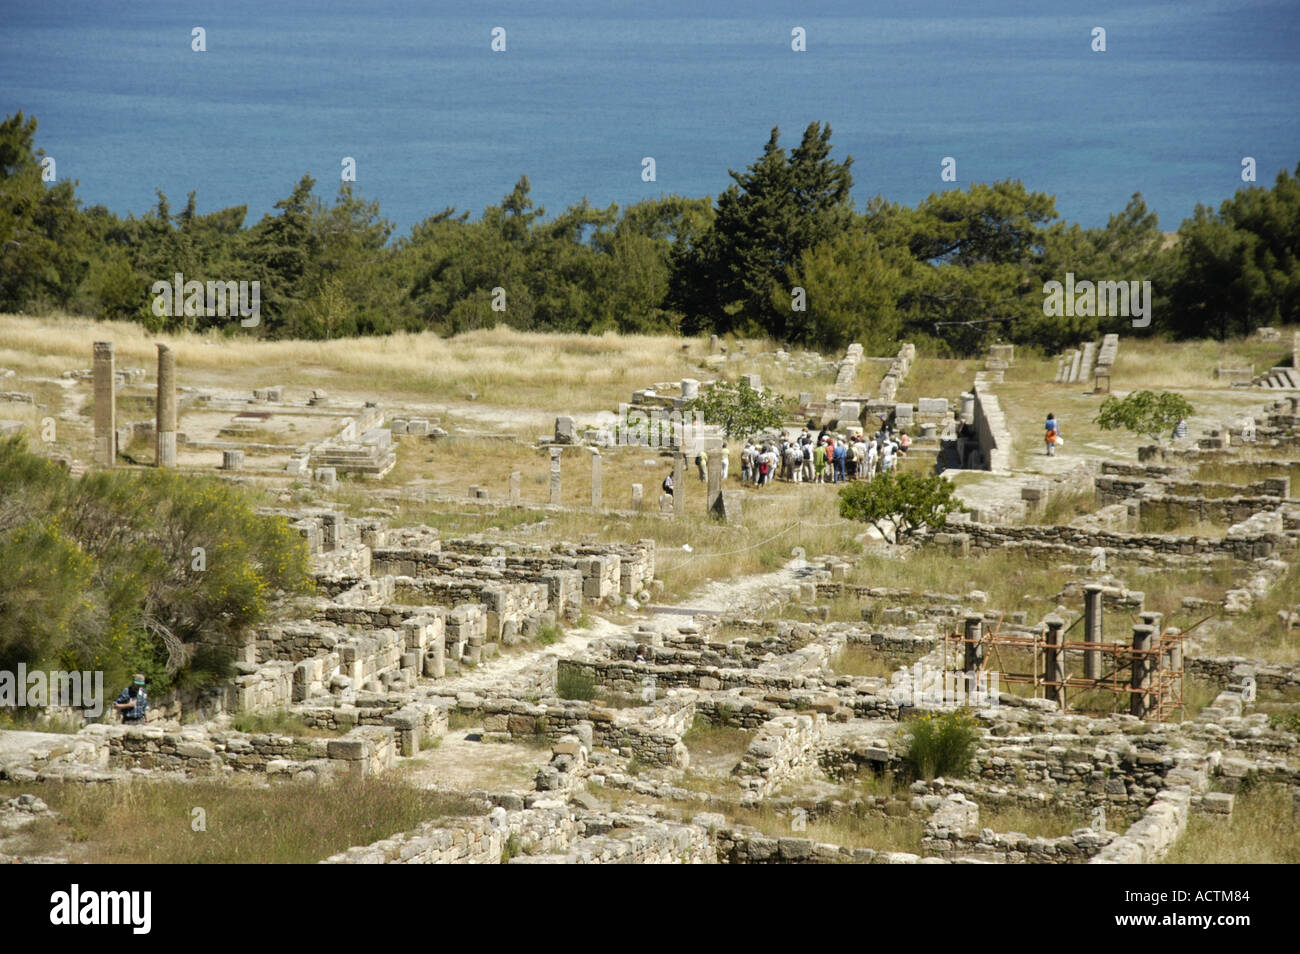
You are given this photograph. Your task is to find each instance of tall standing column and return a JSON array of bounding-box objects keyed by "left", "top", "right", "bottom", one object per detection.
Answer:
[
  {"left": 590, "top": 450, "right": 602, "bottom": 510},
  {"left": 549, "top": 448, "right": 562, "bottom": 506},
  {"left": 1166, "top": 627, "right": 1183, "bottom": 672},
  {"left": 1043, "top": 616, "right": 1065, "bottom": 705},
  {"left": 92, "top": 341, "right": 116, "bottom": 468},
  {"left": 155, "top": 343, "right": 177, "bottom": 468},
  {"left": 963, "top": 614, "right": 984, "bottom": 697},
  {"left": 1083, "top": 584, "right": 1104, "bottom": 680},
  {"left": 672, "top": 454, "right": 685, "bottom": 518},
  {"left": 1131, "top": 624, "right": 1155, "bottom": 718}
]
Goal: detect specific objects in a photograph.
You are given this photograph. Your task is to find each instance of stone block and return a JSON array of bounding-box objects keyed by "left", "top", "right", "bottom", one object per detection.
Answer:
[
  {"left": 327, "top": 738, "right": 367, "bottom": 760},
  {"left": 714, "top": 490, "right": 743, "bottom": 523},
  {"left": 554, "top": 417, "right": 576, "bottom": 444},
  {"left": 1202, "top": 792, "right": 1234, "bottom": 815}
]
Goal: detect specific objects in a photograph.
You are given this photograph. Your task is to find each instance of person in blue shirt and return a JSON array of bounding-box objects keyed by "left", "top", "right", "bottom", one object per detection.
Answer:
[
  {"left": 113, "top": 674, "right": 149, "bottom": 723},
  {"left": 1045, "top": 413, "right": 1060, "bottom": 456}
]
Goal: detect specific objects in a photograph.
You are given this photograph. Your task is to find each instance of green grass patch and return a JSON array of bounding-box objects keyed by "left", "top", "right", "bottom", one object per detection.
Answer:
[
  {"left": 682, "top": 714, "right": 753, "bottom": 761},
  {"left": 829, "top": 643, "right": 903, "bottom": 679},
  {"left": 556, "top": 664, "right": 597, "bottom": 701},
  {"left": 1034, "top": 487, "right": 1097, "bottom": 526},
  {"left": 228, "top": 709, "right": 344, "bottom": 737},
  {"left": 1163, "top": 783, "right": 1300, "bottom": 864},
  {"left": 447, "top": 710, "right": 481, "bottom": 731},
  {"left": 0, "top": 776, "right": 483, "bottom": 864},
  {"left": 980, "top": 802, "right": 1091, "bottom": 839},
  {"left": 728, "top": 802, "right": 925, "bottom": 855}
]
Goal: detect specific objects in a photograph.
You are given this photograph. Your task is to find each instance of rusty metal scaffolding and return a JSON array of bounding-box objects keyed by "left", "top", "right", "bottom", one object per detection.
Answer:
[{"left": 942, "top": 607, "right": 1196, "bottom": 721}]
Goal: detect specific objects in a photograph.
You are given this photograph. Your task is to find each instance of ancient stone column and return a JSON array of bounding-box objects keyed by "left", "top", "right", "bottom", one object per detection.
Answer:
[
  {"left": 590, "top": 450, "right": 602, "bottom": 510},
  {"left": 1166, "top": 627, "right": 1183, "bottom": 672},
  {"left": 673, "top": 454, "right": 685, "bottom": 518},
  {"left": 549, "top": 448, "right": 562, "bottom": 506},
  {"left": 963, "top": 614, "right": 984, "bottom": 697},
  {"left": 1043, "top": 616, "right": 1065, "bottom": 705},
  {"left": 509, "top": 470, "right": 521, "bottom": 505},
  {"left": 707, "top": 448, "right": 722, "bottom": 514},
  {"left": 155, "top": 343, "right": 177, "bottom": 468},
  {"left": 960, "top": 392, "right": 975, "bottom": 424},
  {"left": 93, "top": 341, "right": 116, "bottom": 467},
  {"left": 1083, "top": 584, "right": 1104, "bottom": 680},
  {"left": 631, "top": 483, "right": 643, "bottom": 511},
  {"left": 1131, "top": 624, "right": 1155, "bottom": 718}
]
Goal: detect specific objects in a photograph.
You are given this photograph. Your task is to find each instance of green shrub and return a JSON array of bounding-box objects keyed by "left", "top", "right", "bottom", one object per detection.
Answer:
[
  {"left": 900, "top": 710, "right": 980, "bottom": 780},
  {"left": 0, "top": 436, "right": 313, "bottom": 698},
  {"left": 535, "top": 624, "right": 561, "bottom": 646},
  {"left": 501, "top": 832, "right": 523, "bottom": 862},
  {"left": 556, "top": 665, "right": 597, "bottom": 701},
  {"left": 1268, "top": 712, "right": 1300, "bottom": 735}
]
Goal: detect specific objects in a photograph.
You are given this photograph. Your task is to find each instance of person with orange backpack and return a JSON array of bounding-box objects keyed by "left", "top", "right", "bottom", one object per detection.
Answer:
[{"left": 1045, "top": 414, "right": 1061, "bottom": 456}]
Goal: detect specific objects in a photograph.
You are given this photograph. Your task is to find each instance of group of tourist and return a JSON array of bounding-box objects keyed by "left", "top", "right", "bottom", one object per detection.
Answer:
[
  {"left": 737, "top": 424, "right": 908, "bottom": 486},
  {"left": 662, "top": 420, "right": 913, "bottom": 495}
]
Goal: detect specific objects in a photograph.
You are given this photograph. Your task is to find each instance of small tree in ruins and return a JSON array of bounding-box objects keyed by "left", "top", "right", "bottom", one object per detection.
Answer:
[
  {"left": 1094, "top": 390, "right": 1195, "bottom": 442},
  {"left": 683, "top": 379, "right": 789, "bottom": 439},
  {"left": 838, "top": 472, "right": 960, "bottom": 543}
]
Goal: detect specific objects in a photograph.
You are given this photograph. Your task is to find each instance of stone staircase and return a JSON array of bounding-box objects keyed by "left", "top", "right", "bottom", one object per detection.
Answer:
[
  {"left": 1054, "top": 334, "right": 1118, "bottom": 389},
  {"left": 1252, "top": 366, "right": 1300, "bottom": 390},
  {"left": 1077, "top": 341, "right": 1097, "bottom": 382}
]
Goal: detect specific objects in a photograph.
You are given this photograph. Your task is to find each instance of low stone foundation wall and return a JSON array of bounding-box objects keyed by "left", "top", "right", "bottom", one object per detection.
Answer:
[
  {"left": 321, "top": 805, "right": 574, "bottom": 864},
  {"left": 85, "top": 723, "right": 397, "bottom": 779},
  {"left": 462, "top": 695, "right": 694, "bottom": 768},
  {"left": 733, "top": 713, "right": 827, "bottom": 797},
  {"left": 1186, "top": 656, "right": 1300, "bottom": 691},
  {"left": 713, "top": 828, "right": 901, "bottom": 864},
  {"left": 948, "top": 520, "right": 1288, "bottom": 561},
  {"left": 920, "top": 792, "right": 1113, "bottom": 863},
  {"left": 322, "top": 805, "right": 715, "bottom": 865},
  {"left": 1139, "top": 494, "right": 1292, "bottom": 529},
  {"left": 390, "top": 576, "right": 548, "bottom": 643}
]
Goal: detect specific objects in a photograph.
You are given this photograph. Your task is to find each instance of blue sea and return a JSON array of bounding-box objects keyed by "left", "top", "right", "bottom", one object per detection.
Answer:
[{"left": 3, "top": 0, "right": 1299, "bottom": 235}]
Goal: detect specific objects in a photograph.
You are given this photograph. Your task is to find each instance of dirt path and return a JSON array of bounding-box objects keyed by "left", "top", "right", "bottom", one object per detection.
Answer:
[{"left": 397, "top": 730, "right": 550, "bottom": 792}]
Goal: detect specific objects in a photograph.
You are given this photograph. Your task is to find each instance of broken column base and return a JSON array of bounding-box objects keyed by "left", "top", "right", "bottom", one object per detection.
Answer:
[{"left": 712, "top": 490, "right": 743, "bottom": 523}]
